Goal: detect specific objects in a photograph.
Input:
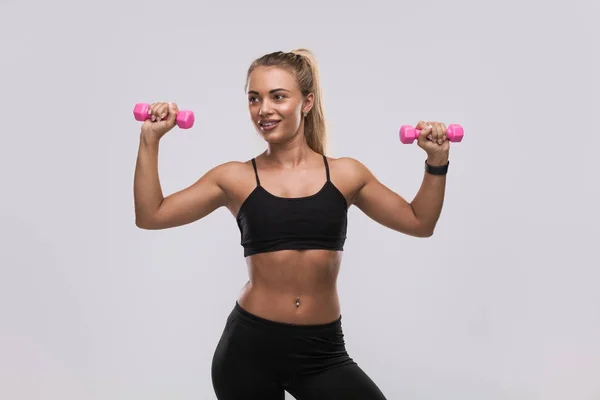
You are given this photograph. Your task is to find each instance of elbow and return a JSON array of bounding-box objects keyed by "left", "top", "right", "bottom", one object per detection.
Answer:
[
  {"left": 414, "top": 222, "right": 435, "bottom": 238},
  {"left": 408, "top": 206, "right": 436, "bottom": 238},
  {"left": 394, "top": 218, "right": 435, "bottom": 238},
  {"left": 420, "top": 229, "right": 435, "bottom": 238},
  {"left": 135, "top": 206, "right": 162, "bottom": 229},
  {"left": 136, "top": 215, "right": 172, "bottom": 230},
  {"left": 413, "top": 229, "right": 434, "bottom": 238},
  {"left": 398, "top": 224, "right": 434, "bottom": 238},
  {"left": 135, "top": 219, "right": 152, "bottom": 229},
  {"left": 136, "top": 222, "right": 162, "bottom": 230},
  {"left": 135, "top": 215, "right": 159, "bottom": 230}
]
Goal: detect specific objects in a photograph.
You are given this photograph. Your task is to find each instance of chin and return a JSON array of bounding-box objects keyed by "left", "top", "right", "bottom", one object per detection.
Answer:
[
  {"left": 262, "top": 133, "right": 287, "bottom": 144},
  {"left": 255, "top": 125, "right": 284, "bottom": 140}
]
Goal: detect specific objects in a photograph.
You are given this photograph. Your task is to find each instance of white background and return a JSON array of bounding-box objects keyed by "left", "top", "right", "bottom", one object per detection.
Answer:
[{"left": 1, "top": 0, "right": 599, "bottom": 399}]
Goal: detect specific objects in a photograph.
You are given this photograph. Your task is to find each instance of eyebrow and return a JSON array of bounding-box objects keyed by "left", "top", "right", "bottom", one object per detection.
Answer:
[{"left": 247, "top": 88, "right": 290, "bottom": 95}]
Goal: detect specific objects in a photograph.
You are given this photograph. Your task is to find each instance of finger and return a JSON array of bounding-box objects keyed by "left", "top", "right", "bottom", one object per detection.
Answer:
[
  {"left": 157, "top": 102, "right": 168, "bottom": 122},
  {"left": 428, "top": 122, "right": 435, "bottom": 142},
  {"left": 148, "top": 103, "right": 154, "bottom": 121},
  {"left": 434, "top": 122, "right": 443, "bottom": 144},
  {"left": 157, "top": 102, "right": 170, "bottom": 122},
  {"left": 426, "top": 122, "right": 433, "bottom": 141},
  {"left": 417, "top": 121, "right": 428, "bottom": 139},
  {"left": 440, "top": 123, "right": 447, "bottom": 142},
  {"left": 157, "top": 104, "right": 166, "bottom": 121},
  {"left": 150, "top": 102, "right": 160, "bottom": 122},
  {"left": 167, "top": 103, "right": 178, "bottom": 125},
  {"left": 419, "top": 123, "right": 433, "bottom": 142},
  {"left": 425, "top": 122, "right": 433, "bottom": 141}
]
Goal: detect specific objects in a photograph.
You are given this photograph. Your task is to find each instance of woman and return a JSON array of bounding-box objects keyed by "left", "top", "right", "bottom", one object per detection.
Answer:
[{"left": 134, "top": 49, "right": 450, "bottom": 399}]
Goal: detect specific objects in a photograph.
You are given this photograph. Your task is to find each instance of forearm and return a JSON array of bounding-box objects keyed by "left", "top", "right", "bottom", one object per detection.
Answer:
[
  {"left": 410, "top": 155, "right": 448, "bottom": 235},
  {"left": 134, "top": 133, "right": 164, "bottom": 225}
]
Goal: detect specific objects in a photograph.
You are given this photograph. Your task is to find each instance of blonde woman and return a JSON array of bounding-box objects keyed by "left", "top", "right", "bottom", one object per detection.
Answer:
[{"left": 134, "top": 49, "right": 450, "bottom": 399}]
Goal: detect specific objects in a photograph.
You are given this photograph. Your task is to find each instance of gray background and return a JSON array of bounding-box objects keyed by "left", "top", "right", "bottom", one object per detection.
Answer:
[{"left": 1, "top": 0, "right": 599, "bottom": 399}]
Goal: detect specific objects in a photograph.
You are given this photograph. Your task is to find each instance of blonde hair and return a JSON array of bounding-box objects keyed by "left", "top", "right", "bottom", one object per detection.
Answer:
[{"left": 246, "top": 49, "right": 327, "bottom": 155}]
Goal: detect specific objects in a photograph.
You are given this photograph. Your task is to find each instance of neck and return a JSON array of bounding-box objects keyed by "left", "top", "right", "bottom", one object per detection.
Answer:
[
  {"left": 264, "top": 140, "right": 313, "bottom": 168},
  {"left": 263, "top": 124, "right": 316, "bottom": 168}
]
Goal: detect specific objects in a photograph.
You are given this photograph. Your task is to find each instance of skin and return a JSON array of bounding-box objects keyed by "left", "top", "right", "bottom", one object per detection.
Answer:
[{"left": 134, "top": 66, "right": 450, "bottom": 325}]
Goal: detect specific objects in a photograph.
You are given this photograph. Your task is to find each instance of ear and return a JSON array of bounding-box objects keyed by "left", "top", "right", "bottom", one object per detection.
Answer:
[{"left": 302, "top": 93, "right": 315, "bottom": 114}]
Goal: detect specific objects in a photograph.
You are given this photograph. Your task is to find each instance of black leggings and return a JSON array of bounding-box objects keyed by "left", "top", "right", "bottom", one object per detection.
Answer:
[{"left": 211, "top": 302, "right": 387, "bottom": 399}]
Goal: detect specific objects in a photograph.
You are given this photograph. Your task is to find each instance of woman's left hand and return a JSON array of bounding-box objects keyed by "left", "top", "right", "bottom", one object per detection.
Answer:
[{"left": 416, "top": 120, "right": 450, "bottom": 165}]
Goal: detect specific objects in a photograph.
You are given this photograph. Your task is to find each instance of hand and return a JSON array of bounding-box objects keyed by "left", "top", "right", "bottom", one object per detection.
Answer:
[
  {"left": 416, "top": 120, "right": 450, "bottom": 165},
  {"left": 140, "top": 102, "right": 180, "bottom": 141}
]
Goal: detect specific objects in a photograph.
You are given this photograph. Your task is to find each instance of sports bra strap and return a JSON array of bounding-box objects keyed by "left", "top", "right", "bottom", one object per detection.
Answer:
[
  {"left": 322, "top": 155, "right": 330, "bottom": 182},
  {"left": 251, "top": 158, "right": 261, "bottom": 186}
]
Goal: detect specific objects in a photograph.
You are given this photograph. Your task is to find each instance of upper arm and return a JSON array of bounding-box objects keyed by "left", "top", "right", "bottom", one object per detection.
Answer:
[
  {"left": 350, "top": 159, "right": 431, "bottom": 237},
  {"left": 137, "top": 163, "right": 231, "bottom": 230}
]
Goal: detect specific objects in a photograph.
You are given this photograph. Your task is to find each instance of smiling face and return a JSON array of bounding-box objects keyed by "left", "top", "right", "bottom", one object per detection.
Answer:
[{"left": 246, "top": 66, "right": 314, "bottom": 145}]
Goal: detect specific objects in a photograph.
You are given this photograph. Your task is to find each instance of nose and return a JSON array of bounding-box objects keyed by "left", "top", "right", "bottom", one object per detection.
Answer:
[{"left": 258, "top": 99, "right": 274, "bottom": 116}]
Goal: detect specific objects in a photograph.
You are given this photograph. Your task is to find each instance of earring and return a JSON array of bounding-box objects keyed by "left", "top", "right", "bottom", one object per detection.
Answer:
[{"left": 303, "top": 112, "right": 307, "bottom": 118}]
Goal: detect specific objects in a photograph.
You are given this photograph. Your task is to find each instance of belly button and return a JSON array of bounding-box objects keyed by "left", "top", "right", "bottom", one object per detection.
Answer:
[{"left": 295, "top": 297, "right": 300, "bottom": 308}]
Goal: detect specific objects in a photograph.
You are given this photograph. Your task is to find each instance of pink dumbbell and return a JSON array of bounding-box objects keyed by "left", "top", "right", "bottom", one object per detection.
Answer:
[
  {"left": 399, "top": 124, "right": 464, "bottom": 144},
  {"left": 133, "top": 103, "right": 195, "bottom": 129}
]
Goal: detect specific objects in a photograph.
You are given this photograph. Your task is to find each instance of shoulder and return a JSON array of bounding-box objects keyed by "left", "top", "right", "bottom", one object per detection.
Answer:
[
  {"left": 327, "top": 156, "right": 372, "bottom": 180},
  {"left": 325, "top": 156, "right": 375, "bottom": 202},
  {"left": 206, "top": 160, "right": 253, "bottom": 178},
  {"left": 211, "top": 160, "right": 251, "bottom": 174},
  {"left": 204, "top": 160, "right": 256, "bottom": 190}
]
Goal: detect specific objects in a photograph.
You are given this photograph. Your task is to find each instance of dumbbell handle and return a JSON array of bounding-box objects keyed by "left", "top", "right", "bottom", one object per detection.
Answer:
[
  {"left": 133, "top": 103, "right": 195, "bottom": 129},
  {"left": 399, "top": 124, "right": 464, "bottom": 144}
]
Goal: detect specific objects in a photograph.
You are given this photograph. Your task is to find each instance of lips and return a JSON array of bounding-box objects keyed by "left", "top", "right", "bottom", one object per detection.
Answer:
[
  {"left": 259, "top": 120, "right": 281, "bottom": 131},
  {"left": 259, "top": 120, "right": 281, "bottom": 127}
]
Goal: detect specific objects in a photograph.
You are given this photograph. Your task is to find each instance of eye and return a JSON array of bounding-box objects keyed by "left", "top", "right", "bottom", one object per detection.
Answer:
[
  {"left": 248, "top": 96, "right": 258, "bottom": 104},
  {"left": 274, "top": 94, "right": 286, "bottom": 101}
]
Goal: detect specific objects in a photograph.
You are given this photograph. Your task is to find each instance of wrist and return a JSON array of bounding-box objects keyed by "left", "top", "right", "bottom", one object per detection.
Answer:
[
  {"left": 424, "top": 158, "right": 449, "bottom": 175},
  {"left": 426, "top": 154, "right": 448, "bottom": 166},
  {"left": 140, "top": 131, "right": 161, "bottom": 147}
]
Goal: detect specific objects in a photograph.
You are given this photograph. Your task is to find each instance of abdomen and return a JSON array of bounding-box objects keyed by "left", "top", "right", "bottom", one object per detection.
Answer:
[{"left": 239, "top": 249, "right": 343, "bottom": 324}]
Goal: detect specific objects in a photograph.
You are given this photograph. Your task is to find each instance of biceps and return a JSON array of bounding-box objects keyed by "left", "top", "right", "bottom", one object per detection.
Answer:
[
  {"left": 354, "top": 179, "right": 425, "bottom": 236},
  {"left": 149, "top": 175, "right": 226, "bottom": 229}
]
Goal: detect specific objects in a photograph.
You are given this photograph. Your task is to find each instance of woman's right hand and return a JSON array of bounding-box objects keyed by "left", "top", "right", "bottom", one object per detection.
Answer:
[{"left": 140, "top": 102, "right": 180, "bottom": 141}]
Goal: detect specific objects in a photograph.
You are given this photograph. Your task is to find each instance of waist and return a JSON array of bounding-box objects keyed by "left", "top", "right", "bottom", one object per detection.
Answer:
[
  {"left": 239, "top": 250, "right": 342, "bottom": 324},
  {"left": 238, "top": 290, "right": 341, "bottom": 325}
]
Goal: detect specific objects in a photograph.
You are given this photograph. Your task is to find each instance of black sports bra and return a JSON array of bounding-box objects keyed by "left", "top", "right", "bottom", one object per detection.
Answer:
[{"left": 236, "top": 155, "right": 348, "bottom": 257}]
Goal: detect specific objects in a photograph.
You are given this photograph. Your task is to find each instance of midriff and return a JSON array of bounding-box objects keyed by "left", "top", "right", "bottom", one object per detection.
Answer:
[{"left": 238, "top": 249, "right": 343, "bottom": 325}]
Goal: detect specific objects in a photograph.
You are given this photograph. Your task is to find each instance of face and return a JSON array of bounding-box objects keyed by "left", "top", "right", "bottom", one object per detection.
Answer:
[{"left": 246, "top": 66, "right": 313, "bottom": 144}]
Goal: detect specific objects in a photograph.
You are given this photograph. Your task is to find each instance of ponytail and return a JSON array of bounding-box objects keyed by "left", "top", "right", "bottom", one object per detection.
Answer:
[{"left": 290, "top": 49, "right": 327, "bottom": 155}]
